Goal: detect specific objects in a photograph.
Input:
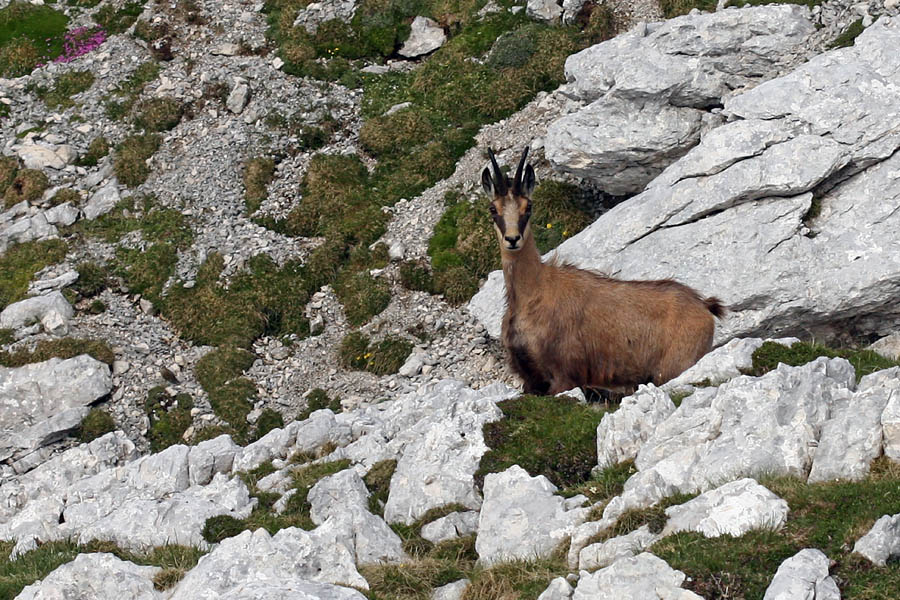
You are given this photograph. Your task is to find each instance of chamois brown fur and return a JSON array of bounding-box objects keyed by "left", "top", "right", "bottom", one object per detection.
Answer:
[{"left": 481, "top": 146, "right": 725, "bottom": 395}]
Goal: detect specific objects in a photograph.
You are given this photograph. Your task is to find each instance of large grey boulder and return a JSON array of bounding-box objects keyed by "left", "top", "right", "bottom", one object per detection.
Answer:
[
  {"left": 808, "top": 367, "right": 896, "bottom": 482},
  {"left": 572, "top": 553, "right": 702, "bottom": 599},
  {"left": 476, "top": 465, "right": 590, "bottom": 566},
  {"left": 605, "top": 358, "right": 855, "bottom": 520},
  {"left": 167, "top": 525, "right": 369, "bottom": 598},
  {"left": 215, "top": 581, "right": 368, "bottom": 600},
  {"left": 307, "top": 469, "right": 406, "bottom": 565},
  {"left": 853, "top": 513, "right": 900, "bottom": 566},
  {"left": 473, "top": 17, "right": 900, "bottom": 343},
  {"left": 0, "top": 431, "right": 137, "bottom": 520},
  {"left": 13, "top": 143, "right": 73, "bottom": 170},
  {"left": 545, "top": 5, "right": 814, "bottom": 194},
  {"left": 82, "top": 182, "right": 120, "bottom": 221},
  {"left": 421, "top": 510, "right": 479, "bottom": 544},
  {"left": 14, "top": 553, "right": 163, "bottom": 600},
  {"left": 595, "top": 384, "right": 674, "bottom": 471},
  {"left": 1, "top": 355, "right": 112, "bottom": 463},
  {"left": 292, "top": 0, "right": 358, "bottom": 34},
  {"left": 0, "top": 291, "right": 73, "bottom": 330},
  {"left": 398, "top": 16, "right": 446, "bottom": 58},
  {"left": 526, "top": 0, "right": 562, "bottom": 22},
  {"left": 537, "top": 577, "right": 573, "bottom": 600},
  {"left": 763, "top": 549, "right": 840, "bottom": 600}
]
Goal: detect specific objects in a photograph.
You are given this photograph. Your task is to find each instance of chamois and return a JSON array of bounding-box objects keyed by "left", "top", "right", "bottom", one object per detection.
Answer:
[{"left": 481, "top": 146, "right": 725, "bottom": 395}]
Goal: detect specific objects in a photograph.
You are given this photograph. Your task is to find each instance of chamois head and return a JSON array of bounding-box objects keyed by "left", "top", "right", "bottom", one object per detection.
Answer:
[{"left": 481, "top": 147, "right": 536, "bottom": 252}]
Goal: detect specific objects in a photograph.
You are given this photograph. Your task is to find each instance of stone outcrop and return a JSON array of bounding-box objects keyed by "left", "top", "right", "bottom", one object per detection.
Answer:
[
  {"left": 398, "top": 16, "right": 446, "bottom": 58},
  {"left": 472, "top": 17, "right": 900, "bottom": 344},
  {"left": 853, "top": 513, "right": 900, "bottom": 566},
  {"left": 14, "top": 552, "right": 163, "bottom": 600},
  {"left": 763, "top": 549, "right": 840, "bottom": 600},
  {"left": 545, "top": 5, "right": 814, "bottom": 195}
]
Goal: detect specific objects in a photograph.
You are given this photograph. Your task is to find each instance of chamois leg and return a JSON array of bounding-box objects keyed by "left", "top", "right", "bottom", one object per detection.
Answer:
[{"left": 508, "top": 347, "right": 549, "bottom": 395}]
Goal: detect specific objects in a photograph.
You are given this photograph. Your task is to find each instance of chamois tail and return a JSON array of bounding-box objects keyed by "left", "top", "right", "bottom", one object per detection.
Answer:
[{"left": 704, "top": 297, "right": 727, "bottom": 319}]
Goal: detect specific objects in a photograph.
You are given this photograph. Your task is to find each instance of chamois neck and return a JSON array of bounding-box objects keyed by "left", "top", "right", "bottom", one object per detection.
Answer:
[{"left": 501, "top": 234, "right": 543, "bottom": 307}]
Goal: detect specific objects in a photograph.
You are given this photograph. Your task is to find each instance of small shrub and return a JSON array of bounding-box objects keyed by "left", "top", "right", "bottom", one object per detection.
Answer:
[
  {"left": 201, "top": 514, "right": 245, "bottom": 544},
  {"left": 363, "top": 459, "right": 397, "bottom": 516},
  {"left": 486, "top": 27, "right": 537, "bottom": 70},
  {"left": 49, "top": 188, "right": 80, "bottom": 207},
  {"left": 243, "top": 157, "right": 276, "bottom": 215},
  {"left": 399, "top": 259, "right": 434, "bottom": 293},
  {"left": 334, "top": 271, "right": 391, "bottom": 326},
  {"left": 76, "top": 408, "right": 116, "bottom": 442},
  {"left": 298, "top": 388, "right": 342, "bottom": 421},
  {"left": 114, "top": 243, "right": 176, "bottom": 306},
  {"left": 93, "top": 1, "right": 144, "bottom": 34},
  {"left": 145, "top": 387, "right": 194, "bottom": 452},
  {"left": 133, "top": 97, "right": 184, "bottom": 132},
  {"left": 195, "top": 345, "right": 256, "bottom": 391},
  {"left": 0, "top": 239, "right": 68, "bottom": 310},
  {"left": 113, "top": 133, "right": 161, "bottom": 187},
  {"left": 3, "top": 168, "right": 49, "bottom": 209},
  {"left": 477, "top": 394, "right": 607, "bottom": 490},
  {"left": 0, "top": 338, "right": 115, "bottom": 367},
  {"left": 76, "top": 136, "right": 110, "bottom": 167},
  {"left": 254, "top": 408, "right": 284, "bottom": 438},
  {"left": 34, "top": 69, "right": 94, "bottom": 108},
  {"left": 72, "top": 261, "right": 108, "bottom": 298}
]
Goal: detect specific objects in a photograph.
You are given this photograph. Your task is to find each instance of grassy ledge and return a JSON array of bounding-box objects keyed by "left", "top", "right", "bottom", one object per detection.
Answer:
[{"left": 745, "top": 341, "right": 900, "bottom": 382}]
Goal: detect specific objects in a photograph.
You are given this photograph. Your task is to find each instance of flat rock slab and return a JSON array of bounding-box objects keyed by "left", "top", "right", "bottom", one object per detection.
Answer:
[
  {"left": 572, "top": 552, "right": 702, "bottom": 599},
  {"left": 399, "top": 16, "right": 446, "bottom": 58},
  {"left": 14, "top": 552, "right": 163, "bottom": 600},
  {"left": 763, "top": 549, "right": 840, "bottom": 600},
  {"left": 0, "top": 291, "right": 73, "bottom": 330}
]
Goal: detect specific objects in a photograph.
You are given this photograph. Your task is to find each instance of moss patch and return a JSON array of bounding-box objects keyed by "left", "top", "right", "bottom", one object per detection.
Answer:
[
  {"left": 745, "top": 341, "right": 900, "bottom": 382},
  {"left": 477, "top": 394, "right": 607, "bottom": 490},
  {"left": 0, "top": 239, "right": 68, "bottom": 311},
  {"left": 0, "top": 2, "right": 69, "bottom": 77},
  {"left": 0, "top": 338, "right": 115, "bottom": 367}
]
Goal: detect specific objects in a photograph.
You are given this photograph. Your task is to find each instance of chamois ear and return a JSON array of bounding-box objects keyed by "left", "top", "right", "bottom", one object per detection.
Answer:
[
  {"left": 481, "top": 167, "right": 494, "bottom": 196},
  {"left": 522, "top": 164, "right": 536, "bottom": 197}
]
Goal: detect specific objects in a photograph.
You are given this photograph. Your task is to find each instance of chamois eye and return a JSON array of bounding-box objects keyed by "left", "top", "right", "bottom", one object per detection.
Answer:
[{"left": 489, "top": 205, "right": 498, "bottom": 215}]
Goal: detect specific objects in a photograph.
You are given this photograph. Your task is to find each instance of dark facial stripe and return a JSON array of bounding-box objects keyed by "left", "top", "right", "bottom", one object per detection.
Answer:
[{"left": 493, "top": 213, "right": 506, "bottom": 235}]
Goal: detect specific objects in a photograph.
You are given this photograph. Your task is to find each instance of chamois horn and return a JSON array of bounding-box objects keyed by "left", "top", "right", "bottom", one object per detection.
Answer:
[
  {"left": 513, "top": 146, "right": 529, "bottom": 196},
  {"left": 488, "top": 148, "right": 508, "bottom": 196}
]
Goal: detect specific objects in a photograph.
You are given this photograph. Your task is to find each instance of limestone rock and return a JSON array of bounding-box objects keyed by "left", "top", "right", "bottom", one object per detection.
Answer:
[
  {"left": 167, "top": 525, "right": 369, "bottom": 598},
  {"left": 476, "top": 465, "right": 590, "bottom": 566},
  {"left": 421, "top": 511, "right": 479, "bottom": 544},
  {"left": 472, "top": 17, "right": 900, "bottom": 344},
  {"left": 14, "top": 553, "right": 163, "bottom": 600},
  {"left": 227, "top": 83, "right": 251, "bottom": 114},
  {"left": 661, "top": 337, "right": 798, "bottom": 395},
  {"left": 188, "top": 434, "right": 242, "bottom": 486},
  {"left": 0, "top": 291, "right": 73, "bottom": 330},
  {"left": 578, "top": 525, "right": 659, "bottom": 571},
  {"left": 572, "top": 552, "right": 702, "bottom": 599},
  {"left": 1, "top": 355, "right": 112, "bottom": 463},
  {"left": 44, "top": 202, "right": 79, "bottom": 226},
  {"left": 14, "top": 143, "right": 71, "bottom": 170},
  {"left": 399, "top": 17, "right": 446, "bottom": 58},
  {"left": 853, "top": 513, "right": 900, "bottom": 566},
  {"left": 763, "top": 548, "right": 840, "bottom": 600},
  {"left": 808, "top": 368, "right": 895, "bottom": 482},
  {"left": 870, "top": 332, "right": 900, "bottom": 361},
  {"left": 432, "top": 579, "right": 469, "bottom": 600},
  {"left": 663, "top": 478, "right": 789, "bottom": 538},
  {"left": 605, "top": 358, "right": 855, "bottom": 520},
  {"left": 82, "top": 182, "right": 121, "bottom": 221},
  {"left": 292, "top": 0, "right": 358, "bottom": 34},
  {"left": 214, "top": 580, "right": 368, "bottom": 600},
  {"left": 537, "top": 577, "right": 574, "bottom": 600},
  {"left": 526, "top": 0, "right": 562, "bottom": 22},
  {"left": 596, "top": 384, "right": 674, "bottom": 471},
  {"left": 383, "top": 384, "right": 504, "bottom": 525},
  {"left": 881, "top": 368, "right": 900, "bottom": 461}
]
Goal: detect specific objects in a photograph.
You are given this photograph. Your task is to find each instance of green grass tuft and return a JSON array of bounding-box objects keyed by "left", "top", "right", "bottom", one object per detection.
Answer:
[
  {"left": 334, "top": 271, "right": 391, "bottom": 327},
  {"left": 0, "top": 2, "right": 68, "bottom": 77},
  {"left": 338, "top": 331, "right": 413, "bottom": 375},
  {"left": 133, "top": 97, "right": 184, "bottom": 132},
  {"left": 72, "top": 261, "right": 109, "bottom": 298},
  {"left": 113, "top": 133, "right": 161, "bottom": 187},
  {"left": 76, "top": 408, "right": 117, "bottom": 443},
  {"left": 145, "top": 387, "right": 194, "bottom": 452},
  {"left": 93, "top": 1, "right": 145, "bottom": 34},
  {"left": 364, "top": 459, "right": 397, "bottom": 517},
  {"left": 0, "top": 239, "right": 68, "bottom": 311},
  {"left": 746, "top": 341, "right": 900, "bottom": 382},
  {"left": 76, "top": 136, "right": 110, "bottom": 167},
  {"left": 298, "top": 388, "right": 342, "bottom": 421},
  {"left": 477, "top": 394, "right": 607, "bottom": 490},
  {"left": 3, "top": 168, "right": 49, "bottom": 209},
  {"left": 0, "top": 338, "right": 115, "bottom": 367},
  {"left": 829, "top": 18, "right": 865, "bottom": 49},
  {"left": 243, "top": 157, "right": 276, "bottom": 215},
  {"left": 114, "top": 243, "right": 177, "bottom": 307},
  {"left": 32, "top": 70, "right": 94, "bottom": 108}
]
